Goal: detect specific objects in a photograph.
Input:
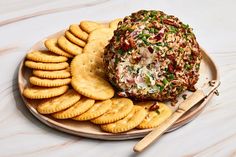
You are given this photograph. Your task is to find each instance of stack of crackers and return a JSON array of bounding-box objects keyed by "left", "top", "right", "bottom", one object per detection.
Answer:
[{"left": 23, "top": 19, "right": 172, "bottom": 133}]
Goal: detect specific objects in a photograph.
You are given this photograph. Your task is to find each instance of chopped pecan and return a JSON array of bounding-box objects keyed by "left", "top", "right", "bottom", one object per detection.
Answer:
[{"left": 129, "top": 37, "right": 136, "bottom": 48}]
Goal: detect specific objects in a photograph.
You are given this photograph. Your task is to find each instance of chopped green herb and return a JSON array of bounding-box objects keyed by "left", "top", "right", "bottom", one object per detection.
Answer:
[
  {"left": 153, "top": 85, "right": 160, "bottom": 92},
  {"left": 156, "top": 110, "right": 160, "bottom": 114},
  {"left": 145, "top": 72, "right": 153, "bottom": 85},
  {"left": 169, "top": 26, "right": 178, "bottom": 34},
  {"left": 150, "top": 11, "right": 157, "bottom": 17},
  {"left": 154, "top": 46, "right": 160, "bottom": 51},
  {"left": 195, "top": 64, "right": 200, "bottom": 70},
  {"left": 145, "top": 75, "right": 151, "bottom": 85},
  {"left": 156, "top": 42, "right": 162, "bottom": 46},
  {"left": 164, "top": 42, "right": 169, "bottom": 47},
  {"left": 163, "top": 78, "right": 169, "bottom": 85},
  {"left": 142, "top": 16, "right": 149, "bottom": 22},
  {"left": 117, "top": 49, "right": 124, "bottom": 55},
  {"left": 179, "top": 47, "right": 184, "bottom": 52},
  {"left": 184, "top": 63, "right": 192, "bottom": 70},
  {"left": 168, "top": 74, "right": 175, "bottom": 80},
  {"left": 114, "top": 57, "right": 119, "bottom": 64},
  {"left": 182, "top": 23, "right": 189, "bottom": 29},
  {"left": 160, "top": 85, "right": 164, "bottom": 92},
  {"left": 149, "top": 28, "right": 155, "bottom": 33}
]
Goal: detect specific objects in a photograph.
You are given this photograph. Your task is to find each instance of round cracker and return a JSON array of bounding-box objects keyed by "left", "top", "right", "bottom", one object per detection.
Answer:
[
  {"left": 109, "top": 18, "right": 123, "bottom": 30},
  {"left": 83, "top": 41, "right": 107, "bottom": 59},
  {"left": 101, "top": 106, "right": 147, "bottom": 133},
  {"left": 80, "top": 21, "right": 104, "bottom": 33},
  {"left": 71, "top": 53, "right": 105, "bottom": 77},
  {"left": 73, "top": 99, "right": 112, "bottom": 121},
  {"left": 25, "top": 60, "right": 69, "bottom": 70},
  {"left": 91, "top": 98, "right": 133, "bottom": 124},
  {"left": 52, "top": 97, "right": 95, "bottom": 119},
  {"left": 37, "top": 89, "right": 81, "bottom": 114},
  {"left": 87, "top": 28, "right": 114, "bottom": 44},
  {"left": 29, "top": 76, "right": 71, "bottom": 87},
  {"left": 69, "top": 24, "right": 88, "bottom": 41},
  {"left": 26, "top": 50, "right": 68, "bottom": 63},
  {"left": 65, "top": 30, "right": 86, "bottom": 47},
  {"left": 23, "top": 85, "right": 69, "bottom": 99},
  {"left": 58, "top": 36, "right": 82, "bottom": 55},
  {"left": 44, "top": 38, "right": 73, "bottom": 58},
  {"left": 136, "top": 102, "right": 173, "bottom": 129},
  {"left": 33, "top": 68, "right": 71, "bottom": 79},
  {"left": 71, "top": 73, "right": 114, "bottom": 100}
]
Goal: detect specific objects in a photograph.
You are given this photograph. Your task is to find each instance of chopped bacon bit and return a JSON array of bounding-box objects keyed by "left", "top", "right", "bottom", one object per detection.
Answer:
[
  {"left": 180, "top": 43, "right": 186, "bottom": 48},
  {"left": 163, "top": 19, "right": 179, "bottom": 27},
  {"left": 121, "top": 40, "right": 131, "bottom": 51},
  {"left": 149, "top": 102, "right": 159, "bottom": 111},
  {"left": 154, "top": 33, "right": 164, "bottom": 41},
  {"left": 168, "top": 64, "right": 174, "bottom": 73},
  {"left": 148, "top": 46, "right": 154, "bottom": 53}
]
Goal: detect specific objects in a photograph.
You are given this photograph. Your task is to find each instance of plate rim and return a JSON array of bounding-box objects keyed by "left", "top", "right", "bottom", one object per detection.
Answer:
[{"left": 17, "top": 30, "right": 220, "bottom": 140}]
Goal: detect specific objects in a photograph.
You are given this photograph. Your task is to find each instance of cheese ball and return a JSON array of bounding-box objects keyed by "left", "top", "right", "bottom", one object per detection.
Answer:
[{"left": 104, "top": 10, "right": 202, "bottom": 101}]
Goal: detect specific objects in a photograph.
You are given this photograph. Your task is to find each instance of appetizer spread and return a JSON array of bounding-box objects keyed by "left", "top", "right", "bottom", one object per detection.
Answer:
[{"left": 22, "top": 10, "right": 202, "bottom": 133}]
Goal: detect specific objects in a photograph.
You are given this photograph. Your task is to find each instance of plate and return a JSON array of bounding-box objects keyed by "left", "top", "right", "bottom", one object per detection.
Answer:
[{"left": 18, "top": 29, "right": 219, "bottom": 140}]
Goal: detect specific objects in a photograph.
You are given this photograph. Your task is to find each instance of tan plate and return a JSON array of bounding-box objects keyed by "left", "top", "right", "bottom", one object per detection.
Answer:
[{"left": 18, "top": 30, "right": 219, "bottom": 140}]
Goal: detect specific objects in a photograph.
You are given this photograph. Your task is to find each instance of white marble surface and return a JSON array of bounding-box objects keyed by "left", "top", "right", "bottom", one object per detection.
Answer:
[{"left": 0, "top": 0, "right": 235, "bottom": 156}]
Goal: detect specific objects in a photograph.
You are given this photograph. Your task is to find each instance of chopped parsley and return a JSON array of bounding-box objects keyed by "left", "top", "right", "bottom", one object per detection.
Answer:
[
  {"left": 163, "top": 78, "right": 169, "bottom": 85},
  {"left": 179, "top": 47, "right": 184, "bottom": 52},
  {"left": 117, "top": 49, "right": 125, "bottom": 55},
  {"left": 153, "top": 84, "right": 164, "bottom": 93},
  {"left": 167, "top": 74, "right": 175, "bottom": 80},
  {"left": 114, "top": 57, "right": 119, "bottom": 65},
  {"left": 169, "top": 26, "right": 178, "bottom": 34},
  {"left": 182, "top": 23, "right": 189, "bottom": 30},
  {"left": 184, "top": 63, "right": 192, "bottom": 70}
]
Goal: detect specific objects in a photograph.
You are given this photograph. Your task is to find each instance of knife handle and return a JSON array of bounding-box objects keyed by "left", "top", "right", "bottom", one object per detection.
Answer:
[{"left": 133, "top": 90, "right": 205, "bottom": 152}]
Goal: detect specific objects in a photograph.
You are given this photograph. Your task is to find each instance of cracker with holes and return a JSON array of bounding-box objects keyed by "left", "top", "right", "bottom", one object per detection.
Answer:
[
  {"left": 83, "top": 40, "right": 107, "bottom": 59},
  {"left": 71, "top": 53, "right": 114, "bottom": 100},
  {"left": 101, "top": 106, "right": 147, "bottom": 133},
  {"left": 87, "top": 28, "right": 114, "bottom": 44},
  {"left": 91, "top": 98, "right": 133, "bottom": 124},
  {"left": 136, "top": 102, "right": 173, "bottom": 129}
]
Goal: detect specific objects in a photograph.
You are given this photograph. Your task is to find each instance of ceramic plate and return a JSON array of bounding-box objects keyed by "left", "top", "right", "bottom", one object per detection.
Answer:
[{"left": 18, "top": 29, "right": 219, "bottom": 140}]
